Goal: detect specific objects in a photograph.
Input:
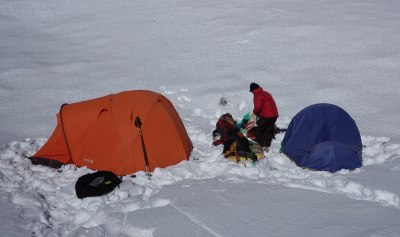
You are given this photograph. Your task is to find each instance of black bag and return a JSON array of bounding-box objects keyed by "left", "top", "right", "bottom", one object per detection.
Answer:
[{"left": 75, "top": 171, "right": 122, "bottom": 199}]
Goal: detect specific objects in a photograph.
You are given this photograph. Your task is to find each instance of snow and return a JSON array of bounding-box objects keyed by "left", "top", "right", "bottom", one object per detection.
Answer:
[{"left": 1, "top": 0, "right": 400, "bottom": 236}]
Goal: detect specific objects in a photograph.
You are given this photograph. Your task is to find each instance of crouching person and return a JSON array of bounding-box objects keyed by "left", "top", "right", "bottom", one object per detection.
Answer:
[
  {"left": 212, "top": 113, "right": 237, "bottom": 154},
  {"left": 213, "top": 113, "right": 265, "bottom": 161}
]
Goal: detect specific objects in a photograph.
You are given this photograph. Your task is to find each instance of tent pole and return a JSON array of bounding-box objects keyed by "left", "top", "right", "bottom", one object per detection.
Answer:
[
  {"left": 134, "top": 116, "right": 151, "bottom": 179},
  {"left": 60, "top": 103, "right": 73, "bottom": 162}
]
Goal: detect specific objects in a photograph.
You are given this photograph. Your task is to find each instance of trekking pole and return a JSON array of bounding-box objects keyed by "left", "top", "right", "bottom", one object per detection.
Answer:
[{"left": 134, "top": 116, "right": 151, "bottom": 179}]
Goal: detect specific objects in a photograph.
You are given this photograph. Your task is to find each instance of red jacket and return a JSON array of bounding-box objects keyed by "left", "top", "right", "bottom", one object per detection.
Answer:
[{"left": 252, "top": 87, "right": 278, "bottom": 118}]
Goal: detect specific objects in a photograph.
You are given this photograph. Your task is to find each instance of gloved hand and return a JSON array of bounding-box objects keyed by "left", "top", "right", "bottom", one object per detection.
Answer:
[
  {"left": 212, "top": 131, "right": 221, "bottom": 146},
  {"left": 213, "top": 139, "right": 222, "bottom": 146}
]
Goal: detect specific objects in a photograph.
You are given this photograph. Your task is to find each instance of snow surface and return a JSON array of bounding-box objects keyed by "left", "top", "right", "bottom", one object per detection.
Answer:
[{"left": 1, "top": 0, "right": 400, "bottom": 236}]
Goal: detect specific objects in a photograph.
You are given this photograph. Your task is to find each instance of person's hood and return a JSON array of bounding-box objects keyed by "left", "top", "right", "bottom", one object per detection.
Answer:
[{"left": 251, "top": 87, "right": 263, "bottom": 95}]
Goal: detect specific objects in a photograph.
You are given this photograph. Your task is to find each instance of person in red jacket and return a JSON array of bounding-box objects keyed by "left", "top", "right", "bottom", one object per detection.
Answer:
[{"left": 249, "top": 82, "right": 279, "bottom": 148}]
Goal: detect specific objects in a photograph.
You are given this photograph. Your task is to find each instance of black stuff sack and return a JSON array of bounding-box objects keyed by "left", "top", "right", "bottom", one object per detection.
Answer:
[{"left": 75, "top": 171, "right": 122, "bottom": 199}]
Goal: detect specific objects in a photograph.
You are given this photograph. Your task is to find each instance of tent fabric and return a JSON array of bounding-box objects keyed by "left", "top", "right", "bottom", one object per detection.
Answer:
[
  {"left": 32, "top": 90, "right": 193, "bottom": 175},
  {"left": 281, "top": 103, "right": 362, "bottom": 172}
]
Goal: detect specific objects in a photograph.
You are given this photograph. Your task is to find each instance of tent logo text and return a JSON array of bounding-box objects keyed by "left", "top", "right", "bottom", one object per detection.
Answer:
[{"left": 84, "top": 158, "right": 94, "bottom": 164}]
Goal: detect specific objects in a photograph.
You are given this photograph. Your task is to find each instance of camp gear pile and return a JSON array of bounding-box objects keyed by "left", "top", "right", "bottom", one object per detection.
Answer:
[{"left": 212, "top": 113, "right": 265, "bottom": 162}]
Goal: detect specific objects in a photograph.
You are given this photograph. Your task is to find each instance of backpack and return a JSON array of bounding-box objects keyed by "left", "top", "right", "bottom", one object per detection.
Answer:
[{"left": 75, "top": 171, "right": 122, "bottom": 199}]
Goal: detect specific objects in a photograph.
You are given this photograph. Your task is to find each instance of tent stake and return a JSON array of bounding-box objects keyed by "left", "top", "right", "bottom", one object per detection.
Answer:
[{"left": 135, "top": 116, "right": 152, "bottom": 179}]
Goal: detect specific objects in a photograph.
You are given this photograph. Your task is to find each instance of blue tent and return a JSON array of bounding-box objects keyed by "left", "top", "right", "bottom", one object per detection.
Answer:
[{"left": 281, "top": 103, "right": 362, "bottom": 172}]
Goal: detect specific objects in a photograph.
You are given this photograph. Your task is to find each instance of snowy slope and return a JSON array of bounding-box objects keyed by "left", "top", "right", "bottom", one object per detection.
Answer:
[{"left": 1, "top": 0, "right": 400, "bottom": 236}]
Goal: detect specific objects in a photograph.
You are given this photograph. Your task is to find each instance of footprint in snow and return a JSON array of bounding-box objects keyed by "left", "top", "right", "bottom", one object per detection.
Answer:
[{"left": 151, "top": 198, "right": 170, "bottom": 208}]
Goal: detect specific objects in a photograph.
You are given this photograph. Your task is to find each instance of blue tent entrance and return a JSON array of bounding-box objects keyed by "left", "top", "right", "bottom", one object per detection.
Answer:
[{"left": 281, "top": 103, "right": 362, "bottom": 172}]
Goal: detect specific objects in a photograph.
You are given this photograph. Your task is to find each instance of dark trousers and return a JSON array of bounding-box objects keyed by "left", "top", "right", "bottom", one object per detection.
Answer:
[{"left": 253, "top": 117, "right": 277, "bottom": 147}]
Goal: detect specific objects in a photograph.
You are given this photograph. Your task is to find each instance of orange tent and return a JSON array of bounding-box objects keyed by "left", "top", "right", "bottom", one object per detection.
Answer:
[{"left": 31, "top": 90, "right": 192, "bottom": 175}]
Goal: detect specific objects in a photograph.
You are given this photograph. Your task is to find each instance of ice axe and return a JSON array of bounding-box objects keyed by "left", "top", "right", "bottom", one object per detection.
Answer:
[{"left": 134, "top": 116, "right": 151, "bottom": 179}]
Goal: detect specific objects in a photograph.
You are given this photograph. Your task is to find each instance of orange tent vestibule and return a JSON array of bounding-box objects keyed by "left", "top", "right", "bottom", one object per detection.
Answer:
[{"left": 31, "top": 90, "right": 193, "bottom": 176}]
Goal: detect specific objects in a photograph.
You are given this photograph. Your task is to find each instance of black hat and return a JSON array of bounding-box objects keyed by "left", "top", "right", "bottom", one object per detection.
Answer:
[{"left": 249, "top": 83, "right": 260, "bottom": 92}]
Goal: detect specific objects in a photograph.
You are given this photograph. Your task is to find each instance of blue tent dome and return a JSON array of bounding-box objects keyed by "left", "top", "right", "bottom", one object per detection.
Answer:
[{"left": 281, "top": 103, "right": 362, "bottom": 172}]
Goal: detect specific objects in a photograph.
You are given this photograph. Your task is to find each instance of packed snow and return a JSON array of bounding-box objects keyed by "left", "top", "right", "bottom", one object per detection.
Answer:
[{"left": 1, "top": 0, "right": 400, "bottom": 236}]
